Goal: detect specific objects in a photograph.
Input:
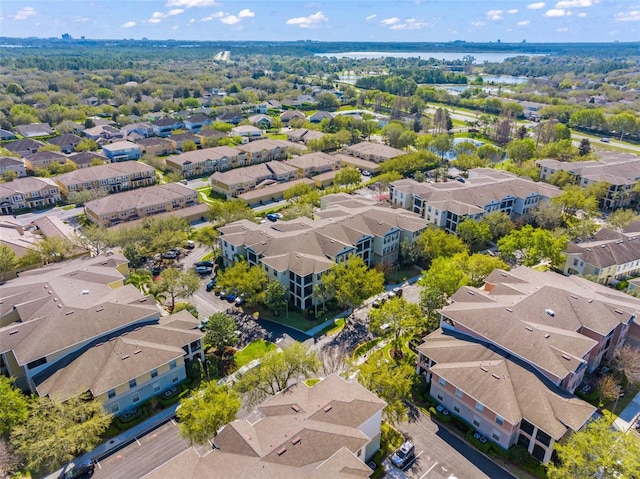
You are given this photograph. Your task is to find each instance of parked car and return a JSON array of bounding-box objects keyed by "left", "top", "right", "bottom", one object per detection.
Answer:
[
  {"left": 372, "top": 297, "right": 387, "bottom": 308},
  {"left": 391, "top": 441, "right": 415, "bottom": 469},
  {"left": 436, "top": 404, "right": 450, "bottom": 416},
  {"left": 388, "top": 287, "right": 403, "bottom": 299},
  {"left": 226, "top": 292, "right": 237, "bottom": 303},
  {"left": 64, "top": 459, "right": 95, "bottom": 478},
  {"left": 184, "top": 240, "right": 195, "bottom": 249},
  {"left": 235, "top": 294, "right": 245, "bottom": 306},
  {"left": 151, "top": 266, "right": 163, "bottom": 276},
  {"left": 196, "top": 260, "right": 214, "bottom": 268},
  {"left": 206, "top": 278, "right": 217, "bottom": 292},
  {"left": 218, "top": 290, "right": 228, "bottom": 300},
  {"left": 266, "top": 213, "right": 281, "bottom": 222},
  {"left": 600, "top": 137, "right": 610, "bottom": 143},
  {"left": 161, "top": 250, "right": 178, "bottom": 259},
  {"left": 473, "top": 432, "right": 488, "bottom": 444},
  {"left": 195, "top": 265, "right": 213, "bottom": 275},
  {"left": 362, "top": 170, "right": 372, "bottom": 177}
]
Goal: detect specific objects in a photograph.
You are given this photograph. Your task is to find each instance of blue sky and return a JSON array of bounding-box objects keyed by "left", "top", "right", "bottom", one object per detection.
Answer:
[{"left": 1, "top": 1, "right": 638, "bottom": 43}]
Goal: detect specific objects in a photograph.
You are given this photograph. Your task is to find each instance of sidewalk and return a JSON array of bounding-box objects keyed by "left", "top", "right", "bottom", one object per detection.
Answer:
[
  {"left": 45, "top": 404, "right": 179, "bottom": 479},
  {"left": 613, "top": 389, "right": 640, "bottom": 432}
]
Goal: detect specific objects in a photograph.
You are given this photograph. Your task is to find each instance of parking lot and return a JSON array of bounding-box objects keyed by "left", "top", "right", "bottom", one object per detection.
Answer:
[{"left": 386, "top": 406, "right": 515, "bottom": 479}]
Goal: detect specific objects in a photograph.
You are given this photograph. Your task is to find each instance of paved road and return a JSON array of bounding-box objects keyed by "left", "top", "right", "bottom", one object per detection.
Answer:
[
  {"left": 92, "top": 421, "right": 190, "bottom": 479},
  {"left": 395, "top": 405, "right": 515, "bottom": 479}
]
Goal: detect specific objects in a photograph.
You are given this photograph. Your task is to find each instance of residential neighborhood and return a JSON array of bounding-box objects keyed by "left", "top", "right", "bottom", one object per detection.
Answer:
[{"left": 1, "top": 35, "right": 639, "bottom": 479}]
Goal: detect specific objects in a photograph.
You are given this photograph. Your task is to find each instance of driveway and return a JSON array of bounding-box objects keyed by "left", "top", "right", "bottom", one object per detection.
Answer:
[{"left": 392, "top": 405, "right": 515, "bottom": 479}]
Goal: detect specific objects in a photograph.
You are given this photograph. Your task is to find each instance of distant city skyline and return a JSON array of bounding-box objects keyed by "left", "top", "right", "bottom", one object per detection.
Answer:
[{"left": 1, "top": 1, "right": 639, "bottom": 43}]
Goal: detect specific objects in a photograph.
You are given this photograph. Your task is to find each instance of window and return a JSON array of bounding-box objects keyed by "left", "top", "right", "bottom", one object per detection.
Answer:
[
  {"left": 496, "top": 416, "right": 504, "bottom": 427},
  {"left": 169, "top": 360, "right": 177, "bottom": 369},
  {"left": 129, "top": 379, "right": 137, "bottom": 389},
  {"left": 110, "top": 403, "right": 120, "bottom": 414},
  {"left": 132, "top": 392, "right": 140, "bottom": 403},
  {"left": 150, "top": 369, "right": 158, "bottom": 378},
  {"left": 455, "top": 388, "right": 463, "bottom": 398},
  {"left": 520, "top": 419, "right": 535, "bottom": 435},
  {"left": 437, "top": 394, "right": 443, "bottom": 401},
  {"left": 153, "top": 383, "right": 161, "bottom": 393},
  {"left": 492, "top": 430, "right": 501, "bottom": 442},
  {"left": 475, "top": 402, "right": 484, "bottom": 413},
  {"left": 171, "top": 374, "right": 179, "bottom": 384},
  {"left": 473, "top": 417, "right": 481, "bottom": 428},
  {"left": 438, "top": 377, "right": 446, "bottom": 387},
  {"left": 536, "top": 429, "right": 552, "bottom": 447},
  {"left": 453, "top": 404, "right": 460, "bottom": 413},
  {"left": 108, "top": 389, "right": 116, "bottom": 399}
]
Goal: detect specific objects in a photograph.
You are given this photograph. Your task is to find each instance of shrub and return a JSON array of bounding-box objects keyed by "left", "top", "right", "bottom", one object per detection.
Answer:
[{"left": 451, "top": 416, "right": 472, "bottom": 434}]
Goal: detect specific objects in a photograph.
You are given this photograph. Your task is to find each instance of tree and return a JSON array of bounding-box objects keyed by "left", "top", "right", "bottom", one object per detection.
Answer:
[
  {"left": 430, "top": 134, "right": 453, "bottom": 160},
  {"left": 578, "top": 138, "right": 591, "bottom": 156},
  {"left": 0, "top": 376, "right": 29, "bottom": 437},
  {"left": 74, "top": 224, "right": 114, "bottom": 256},
  {"left": 181, "top": 140, "right": 197, "bottom": 152},
  {"left": 547, "top": 416, "right": 640, "bottom": 479},
  {"left": 357, "top": 357, "right": 414, "bottom": 426},
  {"left": 126, "top": 269, "right": 152, "bottom": 293},
  {"left": 0, "top": 244, "right": 18, "bottom": 281},
  {"left": 506, "top": 138, "right": 536, "bottom": 164},
  {"left": 234, "top": 343, "right": 321, "bottom": 406},
  {"left": 316, "top": 92, "right": 340, "bottom": 110},
  {"left": 334, "top": 167, "right": 361, "bottom": 186},
  {"left": 192, "top": 225, "right": 218, "bottom": 252},
  {"left": 283, "top": 182, "right": 314, "bottom": 202},
  {"left": 36, "top": 237, "right": 74, "bottom": 264},
  {"left": 381, "top": 121, "right": 406, "bottom": 149},
  {"left": 466, "top": 253, "right": 509, "bottom": 286},
  {"left": 612, "top": 344, "right": 640, "bottom": 386},
  {"left": 419, "top": 286, "right": 446, "bottom": 332},
  {"left": 532, "top": 201, "right": 564, "bottom": 229},
  {"left": 10, "top": 394, "right": 111, "bottom": 474},
  {"left": 263, "top": 279, "right": 287, "bottom": 314},
  {"left": 176, "top": 382, "right": 240, "bottom": 445},
  {"left": 549, "top": 170, "right": 576, "bottom": 188},
  {"left": 369, "top": 298, "right": 424, "bottom": 358},
  {"left": 414, "top": 226, "right": 467, "bottom": 265},
  {"left": 606, "top": 209, "right": 639, "bottom": 231},
  {"left": 75, "top": 138, "right": 98, "bottom": 152},
  {"left": 204, "top": 313, "right": 239, "bottom": 364},
  {"left": 553, "top": 185, "right": 598, "bottom": 219},
  {"left": 497, "top": 225, "right": 568, "bottom": 267},
  {"left": 216, "top": 260, "right": 268, "bottom": 305},
  {"left": 456, "top": 219, "right": 491, "bottom": 248},
  {"left": 2, "top": 170, "right": 18, "bottom": 182},
  {"left": 597, "top": 374, "right": 620, "bottom": 406},
  {"left": 208, "top": 199, "right": 254, "bottom": 226},
  {"left": 153, "top": 267, "right": 200, "bottom": 312},
  {"left": 321, "top": 255, "right": 385, "bottom": 310},
  {"left": 419, "top": 254, "right": 469, "bottom": 297},
  {"left": 481, "top": 211, "right": 513, "bottom": 241}
]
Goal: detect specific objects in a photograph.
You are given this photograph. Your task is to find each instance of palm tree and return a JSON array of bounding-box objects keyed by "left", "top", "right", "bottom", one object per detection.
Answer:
[
  {"left": 126, "top": 269, "right": 153, "bottom": 293},
  {"left": 313, "top": 282, "right": 329, "bottom": 317}
]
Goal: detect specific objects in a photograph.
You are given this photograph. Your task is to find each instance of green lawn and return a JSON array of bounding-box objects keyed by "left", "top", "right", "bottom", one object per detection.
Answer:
[
  {"left": 234, "top": 339, "right": 277, "bottom": 368},
  {"left": 305, "top": 378, "right": 321, "bottom": 387},
  {"left": 386, "top": 266, "right": 421, "bottom": 284},
  {"left": 266, "top": 133, "right": 288, "bottom": 140},
  {"left": 250, "top": 305, "right": 337, "bottom": 332},
  {"left": 317, "top": 317, "right": 345, "bottom": 336}
]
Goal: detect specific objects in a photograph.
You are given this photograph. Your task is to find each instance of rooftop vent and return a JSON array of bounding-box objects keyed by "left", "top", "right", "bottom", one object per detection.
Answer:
[
  {"left": 292, "top": 437, "right": 301, "bottom": 445},
  {"left": 96, "top": 307, "right": 103, "bottom": 312},
  {"left": 65, "top": 311, "right": 74, "bottom": 315},
  {"left": 9, "top": 330, "right": 18, "bottom": 336},
  {"left": 525, "top": 326, "right": 533, "bottom": 332},
  {"left": 277, "top": 447, "right": 287, "bottom": 456},
  {"left": 614, "top": 309, "right": 624, "bottom": 315},
  {"left": 58, "top": 304, "right": 63, "bottom": 308},
  {"left": 480, "top": 366, "right": 488, "bottom": 372},
  {"left": 134, "top": 349, "right": 142, "bottom": 355},
  {"left": 505, "top": 307, "right": 513, "bottom": 312},
  {"left": 562, "top": 354, "right": 571, "bottom": 361},
  {"left": 323, "top": 405, "right": 333, "bottom": 412},
  {"left": 121, "top": 355, "right": 129, "bottom": 360},
  {"left": 570, "top": 295, "right": 578, "bottom": 299},
  {"left": 545, "top": 334, "right": 550, "bottom": 338},
  {"left": 492, "top": 373, "right": 500, "bottom": 380},
  {"left": 545, "top": 309, "right": 555, "bottom": 317},
  {"left": 81, "top": 290, "right": 89, "bottom": 295},
  {"left": 291, "top": 405, "right": 300, "bottom": 412}
]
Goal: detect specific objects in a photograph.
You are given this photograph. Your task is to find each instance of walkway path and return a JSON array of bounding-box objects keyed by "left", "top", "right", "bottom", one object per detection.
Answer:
[{"left": 613, "top": 389, "right": 640, "bottom": 432}]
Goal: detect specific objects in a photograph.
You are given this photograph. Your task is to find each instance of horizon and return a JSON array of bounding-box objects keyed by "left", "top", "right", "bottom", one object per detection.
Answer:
[{"left": 1, "top": 1, "right": 639, "bottom": 43}]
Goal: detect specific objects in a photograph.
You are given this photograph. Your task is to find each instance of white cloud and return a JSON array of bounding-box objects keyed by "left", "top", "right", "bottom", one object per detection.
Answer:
[
  {"left": 148, "top": 9, "right": 184, "bottom": 23},
  {"left": 72, "top": 16, "right": 89, "bottom": 22},
  {"left": 366, "top": 14, "right": 377, "bottom": 21},
  {"left": 527, "top": 2, "right": 546, "bottom": 9},
  {"left": 615, "top": 10, "right": 640, "bottom": 22},
  {"left": 578, "top": 12, "right": 587, "bottom": 17},
  {"left": 555, "top": 0, "right": 592, "bottom": 7},
  {"left": 172, "top": 25, "right": 179, "bottom": 30},
  {"left": 14, "top": 7, "right": 37, "bottom": 20},
  {"left": 471, "top": 21, "right": 486, "bottom": 26},
  {"left": 189, "top": 18, "right": 195, "bottom": 23},
  {"left": 380, "top": 17, "right": 400, "bottom": 25},
  {"left": 221, "top": 15, "right": 241, "bottom": 24},
  {"left": 390, "top": 18, "right": 429, "bottom": 30},
  {"left": 201, "top": 11, "right": 224, "bottom": 21},
  {"left": 286, "top": 11, "right": 328, "bottom": 28},
  {"left": 508, "top": 9, "right": 519, "bottom": 14},
  {"left": 486, "top": 9, "right": 504, "bottom": 20},
  {"left": 545, "top": 8, "right": 569, "bottom": 16},
  {"left": 557, "top": 26, "right": 569, "bottom": 31},
  {"left": 122, "top": 21, "right": 136, "bottom": 28},
  {"left": 166, "top": 0, "right": 218, "bottom": 7},
  {"left": 238, "top": 9, "right": 254, "bottom": 18},
  {"left": 518, "top": 20, "right": 531, "bottom": 25}
]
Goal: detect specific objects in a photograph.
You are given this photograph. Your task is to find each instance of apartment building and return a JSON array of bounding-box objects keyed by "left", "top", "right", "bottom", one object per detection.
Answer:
[
  {"left": 54, "top": 161, "right": 156, "bottom": 197},
  {"left": 218, "top": 200, "right": 427, "bottom": 310},
  {"left": 211, "top": 161, "right": 299, "bottom": 198},
  {"left": 0, "top": 254, "right": 203, "bottom": 415},
  {"left": 537, "top": 152, "right": 640, "bottom": 210},
  {"left": 390, "top": 169, "right": 561, "bottom": 234},
  {"left": 84, "top": 183, "right": 198, "bottom": 227},
  {"left": 144, "top": 374, "right": 385, "bottom": 479},
  {"left": 285, "top": 152, "right": 341, "bottom": 178},
  {"left": 0, "top": 177, "right": 61, "bottom": 214},
  {"left": 342, "top": 141, "right": 405, "bottom": 163},
  {"left": 165, "top": 146, "right": 247, "bottom": 178},
  {"left": 0, "top": 156, "right": 27, "bottom": 178},
  {"left": 102, "top": 140, "right": 142, "bottom": 162}
]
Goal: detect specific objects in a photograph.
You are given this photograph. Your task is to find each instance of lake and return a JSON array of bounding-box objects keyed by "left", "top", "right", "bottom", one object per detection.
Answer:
[{"left": 316, "top": 51, "right": 543, "bottom": 63}]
